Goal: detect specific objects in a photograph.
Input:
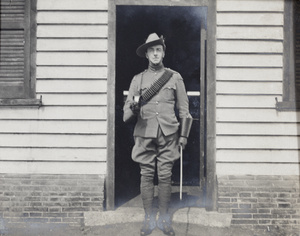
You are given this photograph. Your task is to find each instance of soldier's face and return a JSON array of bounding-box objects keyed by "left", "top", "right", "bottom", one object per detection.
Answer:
[{"left": 145, "top": 45, "right": 165, "bottom": 65}]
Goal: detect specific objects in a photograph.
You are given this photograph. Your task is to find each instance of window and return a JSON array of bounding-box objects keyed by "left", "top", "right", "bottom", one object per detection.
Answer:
[
  {"left": 0, "top": 0, "right": 40, "bottom": 106},
  {"left": 277, "top": 0, "right": 300, "bottom": 110}
]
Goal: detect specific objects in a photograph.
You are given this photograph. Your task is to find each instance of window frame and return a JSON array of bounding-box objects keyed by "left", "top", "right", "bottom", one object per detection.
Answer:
[
  {"left": 0, "top": 0, "right": 41, "bottom": 107},
  {"left": 276, "top": 0, "right": 299, "bottom": 111}
]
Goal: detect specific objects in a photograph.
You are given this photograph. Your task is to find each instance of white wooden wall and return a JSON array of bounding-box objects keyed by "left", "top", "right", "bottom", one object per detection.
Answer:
[
  {"left": 0, "top": 0, "right": 108, "bottom": 174},
  {"left": 216, "top": 0, "right": 300, "bottom": 175},
  {"left": 1, "top": 0, "right": 298, "bottom": 177}
]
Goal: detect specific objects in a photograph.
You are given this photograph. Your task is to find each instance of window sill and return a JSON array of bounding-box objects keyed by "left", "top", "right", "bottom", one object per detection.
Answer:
[
  {"left": 276, "top": 101, "right": 300, "bottom": 111},
  {"left": 0, "top": 97, "right": 42, "bottom": 108}
]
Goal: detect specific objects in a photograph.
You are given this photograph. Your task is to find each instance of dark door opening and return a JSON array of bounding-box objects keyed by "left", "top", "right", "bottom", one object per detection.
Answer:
[{"left": 115, "top": 5, "right": 207, "bottom": 208}]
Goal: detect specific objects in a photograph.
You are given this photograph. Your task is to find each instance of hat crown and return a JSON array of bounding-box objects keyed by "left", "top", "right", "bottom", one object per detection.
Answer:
[{"left": 145, "top": 33, "right": 161, "bottom": 44}]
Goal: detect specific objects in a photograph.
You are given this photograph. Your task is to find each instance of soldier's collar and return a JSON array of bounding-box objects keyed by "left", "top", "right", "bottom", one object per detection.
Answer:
[{"left": 148, "top": 63, "right": 164, "bottom": 73}]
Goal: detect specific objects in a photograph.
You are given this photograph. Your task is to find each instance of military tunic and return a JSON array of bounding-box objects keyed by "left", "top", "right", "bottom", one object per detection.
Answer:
[
  {"left": 123, "top": 65, "right": 191, "bottom": 138},
  {"left": 123, "top": 65, "right": 191, "bottom": 171}
]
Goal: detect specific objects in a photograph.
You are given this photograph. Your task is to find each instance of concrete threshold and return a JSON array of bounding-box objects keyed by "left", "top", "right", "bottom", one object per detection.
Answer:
[
  {"left": 173, "top": 207, "right": 232, "bottom": 228},
  {"left": 84, "top": 207, "right": 232, "bottom": 228}
]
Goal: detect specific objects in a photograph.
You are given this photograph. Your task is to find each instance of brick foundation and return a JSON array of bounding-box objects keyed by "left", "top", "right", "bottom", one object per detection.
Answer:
[
  {"left": 0, "top": 174, "right": 105, "bottom": 226},
  {"left": 218, "top": 175, "right": 300, "bottom": 233}
]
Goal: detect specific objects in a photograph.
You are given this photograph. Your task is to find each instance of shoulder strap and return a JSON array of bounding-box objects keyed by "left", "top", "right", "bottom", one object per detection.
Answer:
[
  {"left": 137, "top": 70, "right": 146, "bottom": 95},
  {"left": 140, "top": 69, "right": 173, "bottom": 105}
]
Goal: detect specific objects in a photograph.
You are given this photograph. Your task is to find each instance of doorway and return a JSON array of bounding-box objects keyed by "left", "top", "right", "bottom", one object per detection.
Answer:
[{"left": 114, "top": 5, "right": 207, "bottom": 208}]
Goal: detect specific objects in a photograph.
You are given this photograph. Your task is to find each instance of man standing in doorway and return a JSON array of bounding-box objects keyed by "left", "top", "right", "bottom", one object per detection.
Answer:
[{"left": 123, "top": 33, "right": 193, "bottom": 236}]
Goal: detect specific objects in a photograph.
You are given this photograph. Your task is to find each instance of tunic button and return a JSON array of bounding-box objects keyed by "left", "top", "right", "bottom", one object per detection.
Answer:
[
  {"left": 156, "top": 101, "right": 159, "bottom": 104},
  {"left": 156, "top": 112, "right": 159, "bottom": 115}
]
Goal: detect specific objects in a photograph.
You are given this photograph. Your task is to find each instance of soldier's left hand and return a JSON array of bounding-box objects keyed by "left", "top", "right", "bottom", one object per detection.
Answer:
[{"left": 179, "top": 137, "right": 187, "bottom": 150}]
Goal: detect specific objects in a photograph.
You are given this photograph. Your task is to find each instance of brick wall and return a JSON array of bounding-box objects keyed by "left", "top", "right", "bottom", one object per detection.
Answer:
[
  {"left": 218, "top": 175, "right": 300, "bottom": 233},
  {"left": 0, "top": 174, "right": 104, "bottom": 226}
]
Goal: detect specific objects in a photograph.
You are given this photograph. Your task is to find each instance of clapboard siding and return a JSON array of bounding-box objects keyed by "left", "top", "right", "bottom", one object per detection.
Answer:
[
  {"left": 36, "top": 80, "right": 107, "bottom": 93},
  {"left": 217, "top": 41, "right": 283, "bottom": 53},
  {"left": 0, "top": 120, "right": 106, "bottom": 134},
  {"left": 37, "top": 0, "right": 108, "bottom": 10},
  {"left": 217, "top": 150, "right": 300, "bottom": 163},
  {"left": 217, "top": 13, "right": 283, "bottom": 26},
  {"left": 217, "top": 54, "right": 283, "bottom": 67},
  {"left": 0, "top": 0, "right": 108, "bottom": 174},
  {"left": 216, "top": 0, "right": 299, "bottom": 175},
  {"left": 217, "top": 95, "right": 279, "bottom": 108},
  {"left": 0, "top": 148, "right": 106, "bottom": 161},
  {"left": 216, "top": 163, "right": 299, "bottom": 176},
  {"left": 217, "top": 0, "right": 284, "bottom": 12},
  {"left": 218, "top": 136, "right": 300, "bottom": 149},
  {"left": 36, "top": 94, "right": 107, "bottom": 106},
  {"left": 36, "top": 67, "right": 107, "bottom": 79},
  {"left": 0, "top": 162, "right": 106, "bottom": 175},
  {"left": 0, "top": 134, "right": 106, "bottom": 148},
  {"left": 217, "top": 82, "right": 282, "bottom": 94},
  {"left": 217, "top": 109, "right": 299, "bottom": 122},
  {"left": 217, "top": 123, "right": 300, "bottom": 135},
  {"left": 37, "top": 39, "right": 107, "bottom": 51},
  {"left": 37, "top": 12, "right": 108, "bottom": 24},
  {"left": 37, "top": 25, "right": 108, "bottom": 38},
  {"left": 216, "top": 68, "right": 282, "bottom": 81},
  {"left": 0, "top": 107, "right": 107, "bottom": 120},
  {"left": 217, "top": 27, "right": 283, "bottom": 40},
  {"left": 36, "top": 52, "right": 107, "bottom": 66}
]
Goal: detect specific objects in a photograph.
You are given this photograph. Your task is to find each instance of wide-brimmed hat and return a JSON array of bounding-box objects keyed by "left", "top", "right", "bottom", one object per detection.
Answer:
[{"left": 136, "top": 33, "right": 166, "bottom": 58}]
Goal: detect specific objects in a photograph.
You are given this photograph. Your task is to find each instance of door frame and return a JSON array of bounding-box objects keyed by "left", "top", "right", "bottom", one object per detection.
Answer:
[{"left": 106, "top": 0, "right": 217, "bottom": 211}]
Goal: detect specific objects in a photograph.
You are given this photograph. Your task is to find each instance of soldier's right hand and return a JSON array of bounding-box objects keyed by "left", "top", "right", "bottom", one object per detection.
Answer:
[{"left": 130, "top": 102, "right": 140, "bottom": 115}]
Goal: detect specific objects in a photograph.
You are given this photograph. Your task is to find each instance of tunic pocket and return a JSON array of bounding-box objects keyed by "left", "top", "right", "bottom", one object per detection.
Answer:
[{"left": 162, "top": 85, "right": 176, "bottom": 101}]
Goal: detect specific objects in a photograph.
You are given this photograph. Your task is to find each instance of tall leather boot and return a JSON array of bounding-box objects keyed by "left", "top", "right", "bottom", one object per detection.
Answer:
[
  {"left": 140, "top": 176, "right": 156, "bottom": 236},
  {"left": 157, "top": 178, "right": 175, "bottom": 236}
]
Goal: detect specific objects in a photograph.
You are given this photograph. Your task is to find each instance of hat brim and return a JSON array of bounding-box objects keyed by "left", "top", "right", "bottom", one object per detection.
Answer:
[{"left": 136, "top": 38, "right": 165, "bottom": 58}]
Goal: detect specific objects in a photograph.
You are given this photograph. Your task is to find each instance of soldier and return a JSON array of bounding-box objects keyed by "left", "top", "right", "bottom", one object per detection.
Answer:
[{"left": 123, "top": 33, "right": 193, "bottom": 236}]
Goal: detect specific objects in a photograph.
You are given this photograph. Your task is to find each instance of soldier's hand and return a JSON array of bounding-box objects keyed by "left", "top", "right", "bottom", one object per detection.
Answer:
[
  {"left": 130, "top": 101, "right": 140, "bottom": 115},
  {"left": 179, "top": 136, "right": 187, "bottom": 150}
]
